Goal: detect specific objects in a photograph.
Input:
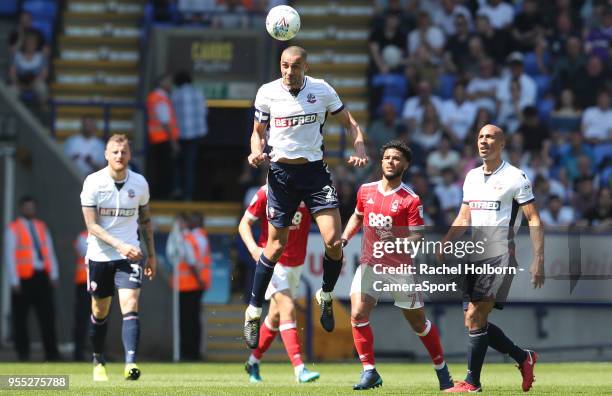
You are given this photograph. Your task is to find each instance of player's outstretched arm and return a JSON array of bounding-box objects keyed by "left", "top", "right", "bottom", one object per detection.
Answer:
[
  {"left": 334, "top": 109, "right": 368, "bottom": 167},
  {"left": 522, "top": 202, "right": 545, "bottom": 288},
  {"left": 238, "top": 214, "right": 262, "bottom": 262},
  {"left": 247, "top": 120, "right": 269, "bottom": 168},
  {"left": 341, "top": 212, "right": 364, "bottom": 246},
  {"left": 138, "top": 204, "right": 157, "bottom": 280},
  {"left": 82, "top": 206, "right": 143, "bottom": 261}
]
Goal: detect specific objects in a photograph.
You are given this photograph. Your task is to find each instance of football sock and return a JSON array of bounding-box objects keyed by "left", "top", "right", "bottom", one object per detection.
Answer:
[
  {"left": 487, "top": 322, "right": 528, "bottom": 363},
  {"left": 252, "top": 316, "right": 279, "bottom": 360},
  {"left": 466, "top": 325, "right": 488, "bottom": 387},
  {"left": 351, "top": 319, "right": 375, "bottom": 370},
  {"left": 122, "top": 312, "right": 140, "bottom": 364},
  {"left": 321, "top": 253, "right": 343, "bottom": 293},
  {"left": 89, "top": 314, "right": 108, "bottom": 357},
  {"left": 279, "top": 321, "right": 303, "bottom": 367},
  {"left": 415, "top": 319, "right": 445, "bottom": 366},
  {"left": 249, "top": 254, "right": 276, "bottom": 308}
]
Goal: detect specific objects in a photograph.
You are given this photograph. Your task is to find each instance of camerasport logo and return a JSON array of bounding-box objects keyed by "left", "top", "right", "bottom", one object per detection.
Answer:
[
  {"left": 274, "top": 113, "right": 317, "bottom": 127},
  {"left": 468, "top": 200, "right": 501, "bottom": 210}
]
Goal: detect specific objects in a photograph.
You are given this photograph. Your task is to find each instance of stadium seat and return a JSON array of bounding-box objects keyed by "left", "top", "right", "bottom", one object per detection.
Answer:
[
  {"left": 371, "top": 73, "right": 407, "bottom": 116},
  {"left": 31, "top": 19, "right": 54, "bottom": 44},
  {"left": 536, "top": 97, "right": 554, "bottom": 124},
  {"left": 437, "top": 73, "right": 456, "bottom": 100},
  {"left": 593, "top": 143, "right": 612, "bottom": 168},
  {"left": 534, "top": 75, "right": 551, "bottom": 100},
  {"left": 0, "top": 0, "right": 18, "bottom": 16},
  {"left": 23, "top": 0, "right": 58, "bottom": 20}
]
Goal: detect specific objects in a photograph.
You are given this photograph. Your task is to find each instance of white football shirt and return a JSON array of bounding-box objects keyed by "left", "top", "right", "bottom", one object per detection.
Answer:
[
  {"left": 462, "top": 161, "right": 535, "bottom": 258},
  {"left": 254, "top": 76, "right": 344, "bottom": 162},
  {"left": 80, "top": 168, "right": 150, "bottom": 261}
]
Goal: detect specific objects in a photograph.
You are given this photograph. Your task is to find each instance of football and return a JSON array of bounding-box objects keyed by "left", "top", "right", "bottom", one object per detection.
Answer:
[{"left": 265, "top": 5, "right": 301, "bottom": 41}]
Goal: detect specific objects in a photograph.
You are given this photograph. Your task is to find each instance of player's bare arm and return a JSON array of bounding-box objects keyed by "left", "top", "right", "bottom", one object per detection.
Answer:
[
  {"left": 248, "top": 120, "right": 269, "bottom": 168},
  {"left": 522, "top": 201, "right": 545, "bottom": 288},
  {"left": 341, "top": 212, "right": 364, "bottom": 245},
  {"left": 82, "top": 206, "right": 143, "bottom": 261},
  {"left": 437, "top": 203, "right": 471, "bottom": 261},
  {"left": 238, "top": 214, "right": 263, "bottom": 261},
  {"left": 334, "top": 109, "right": 368, "bottom": 167},
  {"left": 138, "top": 204, "right": 156, "bottom": 280}
]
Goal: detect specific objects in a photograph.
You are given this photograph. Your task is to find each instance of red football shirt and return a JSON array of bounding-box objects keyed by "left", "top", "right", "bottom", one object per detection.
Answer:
[
  {"left": 356, "top": 181, "right": 425, "bottom": 266},
  {"left": 245, "top": 185, "right": 311, "bottom": 267}
]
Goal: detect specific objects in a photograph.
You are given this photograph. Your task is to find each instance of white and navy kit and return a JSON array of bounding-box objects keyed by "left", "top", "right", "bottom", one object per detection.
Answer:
[
  {"left": 461, "top": 161, "right": 535, "bottom": 307},
  {"left": 80, "top": 168, "right": 150, "bottom": 297},
  {"left": 254, "top": 76, "right": 344, "bottom": 227}
]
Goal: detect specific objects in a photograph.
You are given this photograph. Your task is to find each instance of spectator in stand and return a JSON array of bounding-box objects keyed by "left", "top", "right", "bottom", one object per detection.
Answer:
[
  {"left": 8, "top": 12, "right": 48, "bottom": 57},
  {"left": 213, "top": 0, "right": 249, "bottom": 29},
  {"left": 9, "top": 34, "right": 48, "bottom": 105},
  {"left": 497, "top": 52, "right": 537, "bottom": 109},
  {"left": 581, "top": 90, "right": 612, "bottom": 144},
  {"left": 477, "top": 0, "right": 515, "bottom": 30},
  {"left": 517, "top": 106, "right": 551, "bottom": 154},
  {"left": 433, "top": 0, "right": 473, "bottom": 36},
  {"left": 540, "top": 195, "right": 575, "bottom": 227},
  {"left": 550, "top": 89, "right": 582, "bottom": 134},
  {"left": 443, "top": 13, "right": 472, "bottom": 75},
  {"left": 552, "top": 36, "right": 586, "bottom": 94},
  {"left": 407, "top": 45, "right": 443, "bottom": 91},
  {"left": 434, "top": 167, "right": 463, "bottom": 225},
  {"left": 457, "top": 144, "right": 479, "bottom": 184},
  {"left": 407, "top": 11, "right": 446, "bottom": 58},
  {"left": 548, "top": 12, "right": 580, "bottom": 58},
  {"left": 471, "top": 107, "right": 494, "bottom": 140},
  {"left": 401, "top": 80, "right": 444, "bottom": 130},
  {"left": 572, "top": 176, "right": 597, "bottom": 218},
  {"left": 368, "top": 11, "right": 407, "bottom": 76},
  {"left": 497, "top": 79, "right": 525, "bottom": 133},
  {"left": 412, "top": 102, "right": 444, "bottom": 152},
  {"left": 426, "top": 135, "right": 460, "bottom": 181},
  {"left": 584, "top": 7, "right": 612, "bottom": 61},
  {"left": 466, "top": 58, "right": 499, "bottom": 115},
  {"left": 571, "top": 55, "right": 609, "bottom": 109},
  {"left": 523, "top": 151, "right": 551, "bottom": 183},
  {"left": 580, "top": 188, "right": 612, "bottom": 230},
  {"left": 442, "top": 83, "right": 478, "bottom": 143},
  {"left": 474, "top": 14, "right": 512, "bottom": 65},
  {"left": 560, "top": 132, "right": 596, "bottom": 183},
  {"left": 408, "top": 173, "right": 444, "bottom": 227},
  {"left": 396, "top": 127, "right": 426, "bottom": 173},
  {"left": 460, "top": 36, "right": 490, "bottom": 79},
  {"left": 172, "top": 70, "right": 208, "bottom": 201},
  {"left": 146, "top": 73, "right": 180, "bottom": 199},
  {"left": 368, "top": 102, "right": 403, "bottom": 149},
  {"left": 511, "top": 0, "right": 545, "bottom": 52},
  {"left": 63, "top": 115, "right": 106, "bottom": 178},
  {"left": 533, "top": 174, "right": 568, "bottom": 205}
]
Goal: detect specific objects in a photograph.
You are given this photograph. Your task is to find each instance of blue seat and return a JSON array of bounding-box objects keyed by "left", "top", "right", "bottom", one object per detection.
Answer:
[
  {"left": 533, "top": 74, "right": 551, "bottom": 100},
  {"left": 372, "top": 73, "right": 408, "bottom": 115},
  {"left": 23, "top": 0, "right": 58, "bottom": 20},
  {"left": 437, "top": 73, "right": 456, "bottom": 100},
  {"left": 31, "top": 19, "right": 54, "bottom": 44},
  {"left": 0, "top": 0, "right": 19, "bottom": 16},
  {"left": 537, "top": 97, "right": 554, "bottom": 124}
]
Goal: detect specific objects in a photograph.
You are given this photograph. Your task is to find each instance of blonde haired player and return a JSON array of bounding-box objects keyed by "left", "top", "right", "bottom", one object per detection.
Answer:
[{"left": 81, "top": 134, "right": 156, "bottom": 381}]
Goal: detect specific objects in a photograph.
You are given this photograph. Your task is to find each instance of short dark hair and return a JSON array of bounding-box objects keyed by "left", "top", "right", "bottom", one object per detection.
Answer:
[
  {"left": 174, "top": 70, "right": 192, "bottom": 86},
  {"left": 19, "top": 195, "right": 35, "bottom": 206},
  {"left": 381, "top": 140, "right": 412, "bottom": 162}
]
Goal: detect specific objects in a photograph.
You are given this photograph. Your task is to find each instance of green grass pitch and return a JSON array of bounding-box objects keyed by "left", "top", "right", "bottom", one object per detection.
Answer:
[{"left": 0, "top": 362, "right": 611, "bottom": 395}]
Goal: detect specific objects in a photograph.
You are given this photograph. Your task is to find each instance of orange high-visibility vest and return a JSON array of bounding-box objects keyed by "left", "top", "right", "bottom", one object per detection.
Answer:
[
  {"left": 9, "top": 218, "right": 52, "bottom": 279},
  {"left": 172, "top": 229, "right": 211, "bottom": 292},
  {"left": 74, "top": 230, "right": 88, "bottom": 285},
  {"left": 146, "top": 88, "right": 179, "bottom": 144}
]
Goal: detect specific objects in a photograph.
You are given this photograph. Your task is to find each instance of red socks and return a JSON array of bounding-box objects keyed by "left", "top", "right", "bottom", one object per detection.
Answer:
[
  {"left": 252, "top": 316, "right": 278, "bottom": 360},
  {"left": 416, "top": 319, "right": 445, "bottom": 366},
  {"left": 351, "top": 319, "right": 375, "bottom": 369},
  {"left": 279, "top": 321, "right": 303, "bottom": 367}
]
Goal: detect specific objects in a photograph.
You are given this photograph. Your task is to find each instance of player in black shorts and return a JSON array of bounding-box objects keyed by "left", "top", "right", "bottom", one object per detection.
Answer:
[
  {"left": 80, "top": 134, "right": 156, "bottom": 381},
  {"left": 440, "top": 125, "right": 545, "bottom": 393},
  {"left": 244, "top": 46, "right": 368, "bottom": 348}
]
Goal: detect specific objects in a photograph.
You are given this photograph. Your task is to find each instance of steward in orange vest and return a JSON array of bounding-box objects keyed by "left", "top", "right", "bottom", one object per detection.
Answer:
[
  {"left": 5, "top": 196, "right": 60, "bottom": 361},
  {"left": 171, "top": 227, "right": 211, "bottom": 292},
  {"left": 73, "top": 230, "right": 88, "bottom": 285}
]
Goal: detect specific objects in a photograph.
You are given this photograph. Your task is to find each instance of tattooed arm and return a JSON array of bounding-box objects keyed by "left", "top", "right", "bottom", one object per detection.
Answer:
[{"left": 138, "top": 204, "right": 157, "bottom": 280}]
